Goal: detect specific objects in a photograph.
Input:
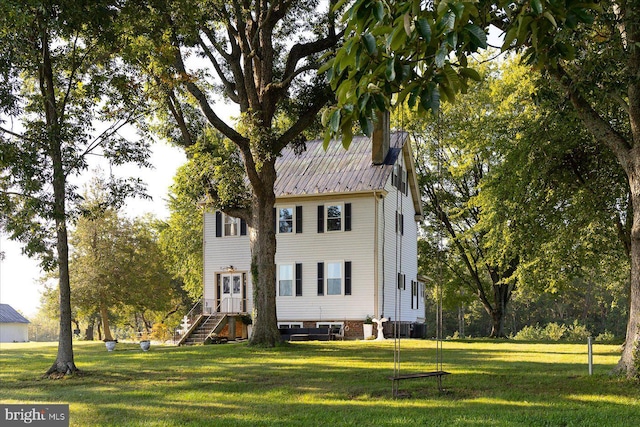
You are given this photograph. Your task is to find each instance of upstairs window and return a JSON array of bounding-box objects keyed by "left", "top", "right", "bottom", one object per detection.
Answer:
[
  {"left": 224, "top": 215, "right": 238, "bottom": 236},
  {"left": 327, "top": 204, "right": 342, "bottom": 231},
  {"left": 215, "top": 212, "right": 246, "bottom": 237},
  {"left": 279, "top": 207, "right": 294, "bottom": 233}
]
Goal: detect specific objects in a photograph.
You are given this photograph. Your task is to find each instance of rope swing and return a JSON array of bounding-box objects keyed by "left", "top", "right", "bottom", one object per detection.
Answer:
[{"left": 389, "top": 107, "right": 450, "bottom": 397}]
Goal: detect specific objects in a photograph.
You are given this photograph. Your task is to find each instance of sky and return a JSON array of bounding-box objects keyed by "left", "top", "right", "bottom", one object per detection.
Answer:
[{"left": 0, "top": 141, "right": 188, "bottom": 318}]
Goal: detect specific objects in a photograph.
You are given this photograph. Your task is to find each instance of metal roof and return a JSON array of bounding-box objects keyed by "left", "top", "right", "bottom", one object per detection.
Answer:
[
  {"left": 0, "top": 304, "right": 30, "bottom": 324},
  {"left": 274, "top": 132, "right": 407, "bottom": 197}
]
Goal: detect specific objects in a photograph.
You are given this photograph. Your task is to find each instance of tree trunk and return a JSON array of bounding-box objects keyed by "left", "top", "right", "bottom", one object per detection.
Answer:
[
  {"left": 43, "top": 31, "right": 77, "bottom": 377},
  {"left": 616, "top": 164, "right": 640, "bottom": 376},
  {"left": 247, "top": 160, "right": 281, "bottom": 347},
  {"left": 100, "top": 302, "right": 114, "bottom": 342}
]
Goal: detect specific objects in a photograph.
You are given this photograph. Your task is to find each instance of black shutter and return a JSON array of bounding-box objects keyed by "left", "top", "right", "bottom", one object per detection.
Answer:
[
  {"left": 296, "top": 206, "right": 303, "bottom": 233},
  {"left": 395, "top": 212, "right": 398, "bottom": 233},
  {"left": 403, "top": 274, "right": 406, "bottom": 290},
  {"left": 295, "top": 263, "right": 303, "bottom": 296},
  {"left": 215, "top": 273, "right": 221, "bottom": 311},
  {"left": 215, "top": 211, "right": 222, "bottom": 237},
  {"left": 273, "top": 207, "right": 277, "bottom": 233},
  {"left": 411, "top": 281, "right": 415, "bottom": 309},
  {"left": 317, "top": 205, "right": 324, "bottom": 233},
  {"left": 317, "top": 262, "right": 324, "bottom": 295},
  {"left": 345, "top": 203, "right": 352, "bottom": 231},
  {"left": 345, "top": 261, "right": 352, "bottom": 296},
  {"left": 240, "top": 219, "right": 247, "bottom": 236},
  {"left": 400, "top": 213, "right": 404, "bottom": 235}
]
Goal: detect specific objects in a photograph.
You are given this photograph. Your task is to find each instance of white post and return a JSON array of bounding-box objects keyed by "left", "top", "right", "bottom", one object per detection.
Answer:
[{"left": 587, "top": 336, "right": 593, "bottom": 375}]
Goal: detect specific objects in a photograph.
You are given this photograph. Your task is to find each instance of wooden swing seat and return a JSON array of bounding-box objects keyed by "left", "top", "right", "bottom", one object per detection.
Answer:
[{"left": 389, "top": 370, "right": 450, "bottom": 393}]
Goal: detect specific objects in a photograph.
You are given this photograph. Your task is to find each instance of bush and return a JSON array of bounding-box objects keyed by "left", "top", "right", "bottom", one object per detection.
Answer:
[
  {"left": 544, "top": 323, "right": 567, "bottom": 341},
  {"left": 151, "top": 323, "right": 172, "bottom": 342},
  {"left": 513, "top": 324, "right": 545, "bottom": 341},
  {"left": 565, "top": 320, "right": 591, "bottom": 342},
  {"left": 595, "top": 331, "right": 616, "bottom": 343}
]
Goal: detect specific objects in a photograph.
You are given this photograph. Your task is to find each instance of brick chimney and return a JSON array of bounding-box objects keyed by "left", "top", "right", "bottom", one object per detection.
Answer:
[{"left": 371, "top": 110, "right": 390, "bottom": 165}]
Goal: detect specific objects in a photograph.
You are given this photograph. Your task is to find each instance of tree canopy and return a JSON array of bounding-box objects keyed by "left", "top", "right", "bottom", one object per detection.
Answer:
[
  {"left": 328, "top": 0, "right": 639, "bottom": 376},
  {"left": 0, "top": 0, "right": 150, "bottom": 375}
]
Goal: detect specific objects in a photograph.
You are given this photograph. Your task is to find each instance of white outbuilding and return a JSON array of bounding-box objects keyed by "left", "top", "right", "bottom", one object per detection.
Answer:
[{"left": 0, "top": 303, "right": 30, "bottom": 342}]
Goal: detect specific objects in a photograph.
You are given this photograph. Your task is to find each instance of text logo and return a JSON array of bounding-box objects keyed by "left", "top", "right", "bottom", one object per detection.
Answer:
[{"left": 1, "top": 404, "right": 69, "bottom": 426}]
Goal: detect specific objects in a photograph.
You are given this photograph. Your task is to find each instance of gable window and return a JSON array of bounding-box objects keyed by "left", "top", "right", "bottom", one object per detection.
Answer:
[
  {"left": 224, "top": 215, "right": 238, "bottom": 236},
  {"left": 327, "top": 205, "right": 342, "bottom": 231},
  {"left": 279, "top": 264, "right": 293, "bottom": 296},
  {"left": 216, "top": 212, "right": 246, "bottom": 237},
  {"left": 279, "top": 207, "right": 294, "bottom": 233},
  {"left": 327, "top": 262, "right": 342, "bottom": 295}
]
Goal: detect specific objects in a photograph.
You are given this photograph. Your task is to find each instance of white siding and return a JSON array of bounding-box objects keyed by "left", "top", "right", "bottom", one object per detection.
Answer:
[
  {"left": 275, "top": 195, "right": 376, "bottom": 322},
  {"left": 0, "top": 323, "right": 28, "bottom": 342},
  {"left": 202, "top": 212, "right": 252, "bottom": 313},
  {"left": 378, "top": 149, "right": 422, "bottom": 323}
]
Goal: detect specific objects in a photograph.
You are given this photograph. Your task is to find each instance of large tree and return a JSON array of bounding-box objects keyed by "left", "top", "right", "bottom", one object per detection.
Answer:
[
  {"left": 326, "top": 0, "right": 640, "bottom": 376},
  {"left": 129, "top": 0, "right": 343, "bottom": 346},
  {"left": 0, "top": 0, "right": 149, "bottom": 376}
]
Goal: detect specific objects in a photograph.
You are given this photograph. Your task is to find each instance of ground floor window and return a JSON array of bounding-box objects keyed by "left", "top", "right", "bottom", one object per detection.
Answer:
[{"left": 278, "top": 322, "right": 303, "bottom": 328}]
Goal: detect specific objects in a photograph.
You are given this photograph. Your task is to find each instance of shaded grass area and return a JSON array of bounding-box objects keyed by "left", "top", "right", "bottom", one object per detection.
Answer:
[{"left": 1, "top": 340, "right": 638, "bottom": 426}]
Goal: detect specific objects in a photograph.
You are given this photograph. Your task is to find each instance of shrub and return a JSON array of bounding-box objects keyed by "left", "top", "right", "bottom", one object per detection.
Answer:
[
  {"left": 544, "top": 323, "right": 567, "bottom": 341},
  {"left": 151, "top": 323, "right": 172, "bottom": 342},
  {"left": 565, "top": 320, "right": 591, "bottom": 342},
  {"left": 595, "top": 331, "right": 616, "bottom": 343},
  {"left": 513, "top": 324, "right": 545, "bottom": 341}
]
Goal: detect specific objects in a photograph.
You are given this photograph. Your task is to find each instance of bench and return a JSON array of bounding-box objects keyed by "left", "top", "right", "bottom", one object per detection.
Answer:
[
  {"left": 389, "top": 371, "right": 450, "bottom": 394},
  {"left": 279, "top": 327, "right": 333, "bottom": 342}
]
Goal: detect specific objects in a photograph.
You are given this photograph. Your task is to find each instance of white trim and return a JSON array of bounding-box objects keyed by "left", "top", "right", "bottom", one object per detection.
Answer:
[
  {"left": 278, "top": 322, "right": 303, "bottom": 328},
  {"left": 316, "top": 321, "right": 344, "bottom": 329},
  {"left": 277, "top": 206, "right": 295, "bottom": 234},
  {"left": 278, "top": 263, "right": 294, "bottom": 297},
  {"left": 326, "top": 261, "right": 343, "bottom": 295},
  {"left": 223, "top": 214, "right": 240, "bottom": 237},
  {"left": 325, "top": 203, "right": 344, "bottom": 232}
]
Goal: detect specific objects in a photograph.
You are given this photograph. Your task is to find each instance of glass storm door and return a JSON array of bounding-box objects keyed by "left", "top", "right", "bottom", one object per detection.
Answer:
[{"left": 221, "top": 273, "right": 243, "bottom": 312}]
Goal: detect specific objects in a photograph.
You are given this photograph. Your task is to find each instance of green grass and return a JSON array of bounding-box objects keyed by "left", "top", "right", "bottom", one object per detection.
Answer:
[{"left": 1, "top": 340, "right": 638, "bottom": 426}]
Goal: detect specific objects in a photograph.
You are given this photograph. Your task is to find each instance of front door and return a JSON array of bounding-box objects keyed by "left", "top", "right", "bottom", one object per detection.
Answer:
[{"left": 221, "top": 273, "right": 243, "bottom": 312}]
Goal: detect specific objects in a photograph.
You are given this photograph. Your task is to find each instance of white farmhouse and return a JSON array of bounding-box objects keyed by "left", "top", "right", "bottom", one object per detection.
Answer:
[
  {"left": 0, "top": 303, "right": 30, "bottom": 343},
  {"left": 182, "top": 124, "right": 425, "bottom": 343}
]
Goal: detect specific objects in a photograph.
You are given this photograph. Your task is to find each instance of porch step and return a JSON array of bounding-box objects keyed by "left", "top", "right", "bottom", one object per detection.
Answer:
[{"left": 179, "top": 313, "right": 228, "bottom": 346}]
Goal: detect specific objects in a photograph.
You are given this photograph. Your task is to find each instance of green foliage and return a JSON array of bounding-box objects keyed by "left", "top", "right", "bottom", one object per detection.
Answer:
[
  {"left": 513, "top": 321, "right": 591, "bottom": 342},
  {"left": 150, "top": 322, "right": 172, "bottom": 342},
  {"left": 544, "top": 323, "right": 568, "bottom": 341},
  {"left": 595, "top": 331, "right": 617, "bottom": 343}
]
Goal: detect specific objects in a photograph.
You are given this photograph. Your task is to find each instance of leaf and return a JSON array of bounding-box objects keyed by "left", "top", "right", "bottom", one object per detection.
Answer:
[
  {"left": 385, "top": 57, "right": 396, "bottom": 82},
  {"left": 416, "top": 18, "right": 431, "bottom": 43},
  {"left": 502, "top": 26, "right": 517, "bottom": 49},
  {"left": 359, "top": 115, "right": 372, "bottom": 136},
  {"left": 531, "top": 0, "right": 543, "bottom": 15},
  {"left": 435, "top": 46, "right": 447, "bottom": 68},
  {"left": 363, "top": 33, "right": 378, "bottom": 56},
  {"left": 403, "top": 13, "right": 412, "bottom": 36},
  {"left": 465, "top": 24, "right": 487, "bottom": 49},
  {"left": 317, "top": 59, "right": 334, "bottom": 75},
  {"left": 329, "top": 109, "right": 341, "bottom": 133},
  {"left": 373, "top": 1, "right": 384, "bottom": 21},
  {"left": 543, "top": 11, "right": 557, "bottom": 28},
  {"left": 459, "top": 67, "right": 481, "bottom": 82}
]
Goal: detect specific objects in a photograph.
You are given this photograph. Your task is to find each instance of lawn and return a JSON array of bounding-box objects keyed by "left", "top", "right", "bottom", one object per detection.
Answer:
[{"left": 0, "top": 340, "right": 638, "bottom": 426}]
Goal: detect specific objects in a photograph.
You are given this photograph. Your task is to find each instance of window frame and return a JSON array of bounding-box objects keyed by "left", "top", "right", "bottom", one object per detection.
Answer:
[
  {"left": 278, "top": 264, "right": 294, "bottom": 297},
  {"left": 325, "top": 203, "right": 343, "bottom": 232},
  {"left": 222, "top": 213, "right": 243, "bottom": 237},
  {"left": 278, "top": 322, "right": 303, "bottom": 328},
  {"left": 277, "top": 206, "right": 294, "bottom": 234},
  {"left": 326, "top": 261, "right": 343, "bottom": 295}
]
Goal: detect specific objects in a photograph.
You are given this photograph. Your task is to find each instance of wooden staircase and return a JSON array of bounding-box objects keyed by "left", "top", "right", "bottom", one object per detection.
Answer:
[{"left": 178, "top": 313, "right": 228, "bottom": 346}]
